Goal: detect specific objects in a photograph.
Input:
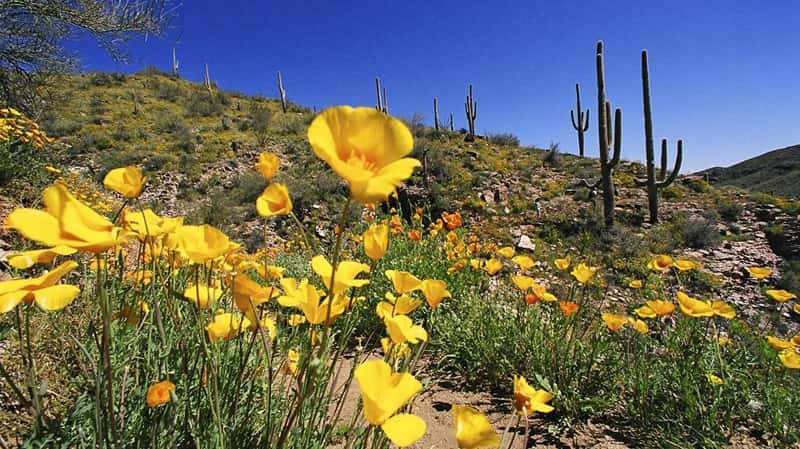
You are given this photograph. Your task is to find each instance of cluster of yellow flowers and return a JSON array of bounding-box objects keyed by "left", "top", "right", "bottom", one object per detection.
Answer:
[{"left": 0, "top": 107, "right": 54, "bottom": 148}]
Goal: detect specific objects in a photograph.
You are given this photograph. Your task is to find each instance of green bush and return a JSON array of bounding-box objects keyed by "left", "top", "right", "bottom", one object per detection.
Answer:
[{"left": 185, "top": 91, "right": 230, "bottom": 117}]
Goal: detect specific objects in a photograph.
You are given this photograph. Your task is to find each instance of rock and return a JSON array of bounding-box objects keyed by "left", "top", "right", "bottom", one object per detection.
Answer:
[{"left": 517, "top": 234, "right": 535, "bottom": 251}]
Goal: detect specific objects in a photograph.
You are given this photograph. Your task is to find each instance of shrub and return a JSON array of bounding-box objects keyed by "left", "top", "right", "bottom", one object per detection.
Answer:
[
  {"left": 716, "top": 199, "right": 743, "bottom": 222},
  {"left": 487, "top": 132, "right": 520, "bottom": 147},
  {"left": 184, "top": 91, "right": 230, "bottom": 117},
  {"left": 543, "top": 141, "right": 560, "bottom": 167}
]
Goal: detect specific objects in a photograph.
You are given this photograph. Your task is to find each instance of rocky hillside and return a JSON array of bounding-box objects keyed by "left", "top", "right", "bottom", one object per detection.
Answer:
[{"left": 702, "top": 144, "right": 800, "bottom": 198}]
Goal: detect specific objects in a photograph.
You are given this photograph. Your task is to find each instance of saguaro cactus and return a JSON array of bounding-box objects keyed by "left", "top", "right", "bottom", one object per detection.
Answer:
[
  {"left": 433, "top": 97, "right": 440, "bottom": 132},
  {"left": 634, "top": 49, "right": 683, "bottom": 224},
  {"left": 203, "top": 64, "right": 213, "bottom": 94},
  {"left": 464, "top": 84, "right": 477, "bottom": 141},
  {"left": 171, "top": 48, "right": 179, "bottom": 78},
  {"left": 375, "top": 78, "right": 388, "bottom": 113},
  {"left": 449, "top": 112, "right": 454, "bottom": 131},
  {"left": 277, "top": 71, "right": 287, "bottom": 113},
  {"left": 595, "top": 41, "right": 622, "bottom": 228},
  {"left": 570, "top": 83, "right": 590, "bottom": 158}
]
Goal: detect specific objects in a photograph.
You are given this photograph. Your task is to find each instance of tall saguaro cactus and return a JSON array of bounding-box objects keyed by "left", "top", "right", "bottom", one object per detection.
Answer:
[
  {"left": 171, "top": 48, "right": 179, "bottom": 78},
  {"left": 375, "top": 77, "right": 388, "bottom": 113},
  {"left": 595, "top": 41, "right": 622, "bottom": 228},
  {"left": 570, "top": 83, "right": 590, "bottom": 158},
  {"left": 433, "top": 97, "right": 440, "bottom": 132},
  {"left": 277, "top": 71, "right": 287, "bottom": 113},
  {"left": 634, "top": 49, "right": 683, "bottom": 224},
  {"left": 203, "top": 64, "right": 213, "bottom": 94},
  {"left": 449, "top": 112, "right": 454, "bottom": 131},
  {"left": 464, "top": 84, "right": 477, "bottom": 141}
]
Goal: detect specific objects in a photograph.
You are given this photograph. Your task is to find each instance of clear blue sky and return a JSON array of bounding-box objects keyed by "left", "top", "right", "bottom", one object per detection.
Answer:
[{"left": 70, "top": 0, "right": 800, "bottom": 172}]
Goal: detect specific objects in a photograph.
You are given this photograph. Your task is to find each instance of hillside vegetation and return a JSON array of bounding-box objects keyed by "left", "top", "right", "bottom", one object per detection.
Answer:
[{"left": 702, "top": 144, "right": 800, "bottom": 198}]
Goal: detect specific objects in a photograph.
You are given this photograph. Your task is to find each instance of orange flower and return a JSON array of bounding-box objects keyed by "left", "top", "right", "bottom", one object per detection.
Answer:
[
  {"left": 442, "top": 211, "right": 462, "bottom": 230},
  {"left": 559, "top": 301, "right": 579, "bottom": 317},
  {"left": 146, "top": 380, "right": 175, "bottom": 408},
  {"left": 408, "top": 230, "right": 422, "bottom": 241}
]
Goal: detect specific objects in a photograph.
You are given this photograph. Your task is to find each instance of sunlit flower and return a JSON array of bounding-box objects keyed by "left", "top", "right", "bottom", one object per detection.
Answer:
[
  {"left": 255, "top": 152, "right": 280, "bottom": 180},
  {"left": 636, "top": 299, "right": 675, "bottom": 318},
  {"left": 288, "top": 314, "right": 307, "bottom": 327},
  {"left": 766, "top": 289, "right": 797, "bottom": 303},
  {"left": 176, "top": 225, "right": 233, "bottom": 264},
  {"left": 408, "top": 230, "right": 422, "bottom": 241},
  {"left": 711, "top": 300, "right": 736, "bottom": 319},
  {"left": 602, "top": 312, "right": 627, "bottom": 331},
  {"left": 0, "top": 261, "right": 80, "bottom": 313},
  {"left": 747, "top": 267, "right": 772, "bottom": 280},
  {"left": 376, "top": 293, "right": 422, "bottom": 319},
  {"left": 452, "top": 405, "right": 500, "bottom": 449},
  {"left": 206, "top": 312, "right": 250, "bottom": 343},
  {"left": 766, "top": 336, "right": 794, "bottom": 351},
  {"left": 257, "top": 264, "right": 286, "bottom": 280},
  {"left": 231, "top": 273, "right": 278, "bottom": 311},
  {"left": 256, "top": 183, "right": 293, "bottom": 217},
  {"left": 528, "top": 283, "right": 557, "bottom": 303},
  {"left": 512, "top": 255, "right": 534, "bottom": 272},
  {"left": 627, "top": 317, "right": 649, "bottom": 334},
  {"left": 794, "top": 304, "right": 800, "bottom": 315},
  {"left": 311, "top": 255, "right": 370, "bottom": 295},
  {"left": 5, "top": 183, "right": 126, "bottom": 253},
  {"left": 442, "top": 211, "right": 462, "bottom": 230},
  {"left": 284, "top": 349, "right": 299, "bottom": 376},
  {"left": 648, "top": 255, "right": 673, "bottom": 272},
  {"left": 570, "top": 263, "right": 596, "bottom": 284},
  {"left": 183, "top": 280, "right": 223, "bottom": 309},
  {"left": 676, "top": 292, "right": 714, "bottom": 318},
  {"left": 778, "top": 349, "right": 800, "bottom": 369},
  {"left": 559, "top": 301, "right": 579, "bottom": 318},
  {"left": 673, "top": 259, "right": 699, "bottom": 272},
  {"left": 706, "top": 374, "right": 724, "bottom": 385},
  {"left": 512, "top": 375, "right": 553, "bottom": 416},
  {"left": 122, "top": 208, "right": 183, "bottom": 240},
  {"left": 278, "top": 278, "right": 350, "bottom": 324},
  {"left": 354, "top": 359, "right": 426, "bottom": 447},
  {"left": 628, "top": 280, "right": 643, "bottom": 289},
  {"left": 6, "top": 245, "right": 76, "bottom": 269},
  {"left": 146, "top": 380, "right": 175, "bottom": 408},
  {"left": 103, "top": 166, "right": 145, "bottom": 199},
  {"left": 384, "top": 314, "right": 428, "bottom": 344},
  {"left": 483, "top": 258, "right": 503, "bottom": 276},
  {"left": 634, "top": 305, "right": 657, "bottom": 319},
  {"left": 496, "top": 246, "right": 515, "bottom": 259},
  {"left": 717, "top": 336, "right": 730, "bottom": 346},
  {"left": 420, "top": 279, "right": 451, "bottom": 308},
  {"left": 381, "top": 337, "right": 412, "bottom": 360},
  {"left": 554, "top": 257, "right": 570, "bottom": 271},
  {"left": 307, "top": 106, "right": 419, "bottom": 204},
  {"left": 385, "top": 270, "right": 422, "bottom": 294}
]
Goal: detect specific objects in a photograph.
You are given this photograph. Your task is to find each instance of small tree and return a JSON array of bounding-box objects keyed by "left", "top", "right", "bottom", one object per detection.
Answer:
[{"left": 250, "top": 103, "right": 272, "bottom": 146}]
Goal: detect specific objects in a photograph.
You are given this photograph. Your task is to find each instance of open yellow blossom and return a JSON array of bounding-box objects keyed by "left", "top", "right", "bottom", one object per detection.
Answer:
[
  {"left": 278, "top": 278, "right": 349, "bottom": 324},
  {"left": 496, "top": 246, "right": 515, "bottom": 259},
  {"left": 122, "top": 208, "right": 183, "bottom": 240},
  {"left": 648, "top": 254, "right": 673, "bottom": 272},
  {"left": 231, "top": 273, "right": 279, "bottom": 311},
  {"left": 7, "top": 245, "right": 76, "bottom": 269},
  {"left": 778, "top": 349, "right": 800, "bottom": 369},
  {"left": 5, "top": 183, "right": 126, "bottom": 253},
  {"left": 483, "top": 258, "right": 503, "bottom": 276},
  {"left": 103, "top": 166, "right": 145, "bottom": 199},
  {"left": 176, "top": 225, "right": 232, "bottom": 264},
  {"left": 255, "top": 152, "right": 280, "bottom": 180},
  {"left": 512, "top": 375, "right": 554, "bottom": 416},
  {"left": 628, "top": 317, "right": 649, "bottom": 334},
  {"left": 673, "top": 259, "right": 699, "bottom": 272},
  {"left": 452, "top": 405, "right": 500, "bottom": 449},
  {"left": 676, "top": 292, "right": 714, "bottom": 317},
  {"left": 312, "top": 256, "right": 370, "bottom": 295},
  {"left": 256, "top": 183, "right": 293, "bottom": 217},
  {"left": 512, "top": 255, "right": 534, "bottom": 272},
  {"left": 554, "top": 257, "right": 570, "bottom": 271},
  {"left": 766, "top": 289, "right": 797, "bottom": 303},
  {"left": 636, "top": 299, "right": 675, "bottom": 318},
  {"left": 376, "top": 293, "right": 422, "bottom": 319},
  {"left": 747, "top": 267, "right": 772, "bottom": 279},
  {"left": 766, "top": 336, "right": 795, "bottom": 351},
  {"left": 711, "top": 300, "right": 736, "bottom": 319},
  {"left": 384, "top": 269, "right": 422, "bottom": 294},
  {"left": 571, "top": 263, "right": 597, "bottom": 284},
  {"left": 717, "top": 336, "right": 730, "bottom": 346},
  {"left": 511, "top": 275, "right": 535, "bottom": 292},
  {"left": 257, "top": 264, "right": 286, "bottom": 280},
  {"left": 628, "top": 279, "right": 643, "bottom": 289},
  {"left": 206, "top": 312, "right": 251, "bottom": 343},
  {"left": 308, "top": 106, "right": 420, "bottom": 204},
  {"left": 528, "top": 283, "right": 557, "bottom": 303},
  {"left": 183, "top": 280, "right": 223, "bottom": 309},
  {"left": 354, "top": 359, "right": 425, "bottom": 447},
  {"left": 363, "top": 223, "right": 389, "bottom": 261},
  {"left": 0, "top": 261, "right": 80, "bottom": 313},
  {"left": 706, "top": 374, "right": 724, "bottom": 385},
  {"left": 634, "top": 305, "right": 657, "bottom": 319},
  {"left": 602, "top": 313, "right": 627, "bottom": 331},
  {"left": 385, "top": 314, "right": 428, "bottom": 344},
  {"left": 284, "top": 349, "right": 299, "bottom": 376},
  {"left": 420, "top": 279, "right": 451, "bottom": 308},
  {"left": 146, "top": 380, "right": 175, "bottom": 408}
]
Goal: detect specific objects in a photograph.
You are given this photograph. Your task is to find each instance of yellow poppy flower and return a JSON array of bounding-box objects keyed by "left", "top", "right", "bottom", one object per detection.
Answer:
[
  {"left": 146, "top": 380, "right": 175, "bottom": 408},
  {"left": 0, "top": 261, "right": 80, "bottom": 313},
  {"left": 103, "top": 166, "right": 145, "bottom": 199},
  {"left": 646, "top": 299, "right": 676, "bottom": 316},
  {"left": 496, "top": 246, "right": 515, "bottom": 259},
  {"left": 257, "top": 264, "right": 286, "bottom": 280},
  {"left": 627, "top": 317, "right": 649, "bottom": 334},
  {"left": 307, "top": 106, "right": 420, "bottom": 204},
  {"left": 376, "top": 293, "right": 422, "bottom": 319},
  {"left": 634, "top": 305, "right": 657, "bottom": 319},
  {"left": 602, "top": 313, "right": 627, "bottom": 331},
  {"left": 231, "top": 273, "right": 278, "bottom": 311},
  {"left": 5, "top": 183, "right": 127, "bottom": 253},
  {"left": 766, "top": 336, "right": 794, "bottom": 351},
  {"left": 512, "top": 255, "right": 534, "bottom": 272},
  {"left": 554, "top": 257, "right": 570, "bottom": 271},
  {"left": 706, "top": 374, "right": 724, "bottom": 385},
  {"left": 176, "top": 225, "right": 232, "bottom": 265},
  {"left": 470, "top": 258, "right": 484, "bottom": 270},
  {"left": 778, "top": 349, "right": 800, "bottom": 369},
  {"left": 256, "top": 183, "right": 293, "bottom": 218},
  {"left": 206, "top": 312, "right": 251, "bottom": 343},
  {"left": 7, "top": 245, "right": 76, "bottom": 269},
  {"left": 512, "top": 375, "right": 554, "bottom": 416},
  {"left": 648, "top": 254, "right": 673, "bottom": 272},
  {"left": 717, "top": 336, "right": 730, "bottom": 346},
  {"left": 255, "top": 152, "right": 280, "bottom": 180},
  {"left": 452, "top": 405, "right": 500, "bottom": 449},
  {"left": 381, "top": 337, "right": 412, "bottom": 360},
  {"left": 122, "top": 208, "right": 183, "bottom": 240},
  {"left": 483, "top": 258, "right": 503, "bottom": 276},
  {"left": 747, "top": 267, "right": 772, "bottom": 279},
  {"left": 384, "top": 314, "right": 428, "bottom": 344},
  {"left": 559, "top": 301, "right": 580, "bottom": 318},
  {"left": 385, "top": 269, "right": 422, "bottom": 294},
  {"left": 277, "top": 278, "right": 348, "bottom": 324},
  {"left": 528, "top": 283, "right": 557, "bottom": 303},
  {"left": 711, "top": 300, "right": 736, "bottom": 319},
  {"left": 312, "top": 256, "right": 370, "bottom": 295},
  {"left": 363, "top": 223, "right": 389, "bottom": 261},
  {"left": 511, "top": 275, "right": 535, "bottom": 292},
  {"left": 284, "top": 349, "right": 299, "bottom": 376},
  {"left": 676, "top": 292, "right": 714, "bottom": 317},
  {"left": 571, "top": 263, "right": 597, "bottom": 284},
  {"left": 766, "top": 289, "right": 797, "bottom": 303},
  {"left": 628, "top": 279, "right": 643, "bottom": 289},
  {"left": 673, "top": 259, "right": 699, "bottom": 272},
  {"left": 288, "top": 314, "right": 306, "bottom": 327},
  {"left": 354, "top": 359, "right": 426, "bottom": 447},
  {"left": 795, "top": 303, "right": 800, "bottom": 315},
  {"left": 183, "top": 280, "right": 223, "bottom": 309},
  {"left": 420, "top": 279, "right": 451, "bottom": 308}
]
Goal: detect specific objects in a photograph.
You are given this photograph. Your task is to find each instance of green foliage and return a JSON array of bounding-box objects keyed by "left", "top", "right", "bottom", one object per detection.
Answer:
[{"left": 487, "top": 132, "right": 520, "bottom": 147}]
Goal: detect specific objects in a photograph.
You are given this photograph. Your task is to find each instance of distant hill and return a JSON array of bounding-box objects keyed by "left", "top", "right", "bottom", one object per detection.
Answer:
[{"left": 701, "top": 145, "right": 800, "bottom": 198}]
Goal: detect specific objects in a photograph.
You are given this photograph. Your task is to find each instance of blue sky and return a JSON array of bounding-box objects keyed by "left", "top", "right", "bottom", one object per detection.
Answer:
[{"left": 70, "top": 0, "right": 800, "bottom": 172}]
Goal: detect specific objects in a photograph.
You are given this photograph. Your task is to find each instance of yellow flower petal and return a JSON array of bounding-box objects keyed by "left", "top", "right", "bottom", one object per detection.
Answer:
[
  {"left": 766, "top": 289, "right": 797, "bottom": 303},
  {"left": 354, "top": 359, "right": 422, "bottom": 425},
  {"left": 747, "top": 267, "right": 772, "bottom": 279},
  {"left": 103, "top": 166, "right": 145, "bottom": 199},
  {"left": 452, "top": 405, "right": 500, "bottom": 449},
  {"left": 381, "top": 413, "right": 426, "bottom": 447},
  {"left": 420, "top": 279, "right": 451, "bottom": 308},
  {"left": 570, "top": 263, "right": 597, "bottom": 284},
  {"left": 385, "top": 314, "right": 428, "bottom": 344},
  {"left": 256, "top": 183, "right": 293, "bottom": 217}
]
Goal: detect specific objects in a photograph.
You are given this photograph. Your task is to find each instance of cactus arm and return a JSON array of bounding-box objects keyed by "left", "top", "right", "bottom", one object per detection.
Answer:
[
  {"left": 583, "top": 109, "right": 590, "bottom": 131},
  {"left": 659, "top": 138, "right": 667, "bottom": 181},
  {"left": 657, "top": 140, "right": 683, "bottom": 188},
  {"left": 610, "top": 107, "right": 622, "bottom": 167},
  {"left": 571, "top": 109, "right": 579, "bottom": 130}
]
